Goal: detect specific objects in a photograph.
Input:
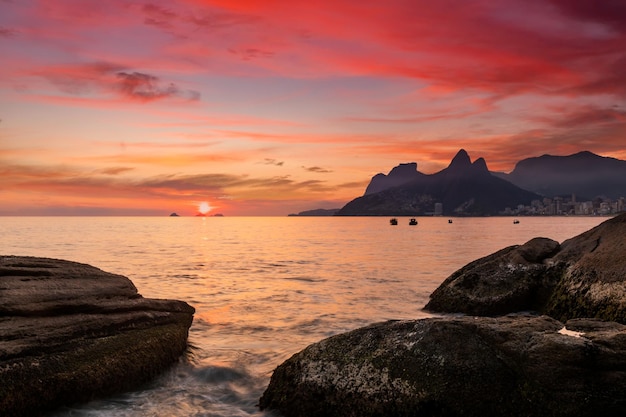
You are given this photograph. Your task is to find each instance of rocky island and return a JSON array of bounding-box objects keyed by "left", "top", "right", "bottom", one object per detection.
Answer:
[
  {"left": 259, "top": 213, "right": 626, "bottom": 417},
  {"left": 0, "top": 256, "right": 195, "bottom": 417}
]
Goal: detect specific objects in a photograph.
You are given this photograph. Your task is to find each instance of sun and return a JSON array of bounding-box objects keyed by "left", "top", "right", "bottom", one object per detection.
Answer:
[{"left": 198, "top": 201, "right": 212, "bottom": 215}]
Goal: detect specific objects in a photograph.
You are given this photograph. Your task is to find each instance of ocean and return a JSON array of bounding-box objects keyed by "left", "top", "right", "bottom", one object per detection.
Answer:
[{"left": 0, "top": 216, "right": 608, "bottom": 416}]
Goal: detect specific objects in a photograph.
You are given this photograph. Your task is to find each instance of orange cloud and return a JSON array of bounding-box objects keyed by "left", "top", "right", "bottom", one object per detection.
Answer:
[{"left": 0, "top": 156, "right": 359, "bottom": 216}]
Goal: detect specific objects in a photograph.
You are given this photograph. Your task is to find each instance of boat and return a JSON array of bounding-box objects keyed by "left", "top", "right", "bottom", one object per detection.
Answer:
[
  {"left": 409, "top": 218, "right": 418, "bottom": 225},
  {"left": 448, "top": 219, "right": 453, "bottom": 224},
  {"left": 390, "top": 218, "right": 398, "bottom": 225},
  {"left": 513, "top": 219, "right": 520, "bottom": 224}
]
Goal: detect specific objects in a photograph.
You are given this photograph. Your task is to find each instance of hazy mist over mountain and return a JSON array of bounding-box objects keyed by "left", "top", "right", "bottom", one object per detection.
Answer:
[{"left": 493, "top": 151, "right": 626, "bottom": 200}]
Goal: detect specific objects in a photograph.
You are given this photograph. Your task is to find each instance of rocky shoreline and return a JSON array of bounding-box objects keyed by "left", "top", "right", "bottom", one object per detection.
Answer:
[
  {"left": 259, "top": 213, "right": 626, "bottom": 417},
  {"left": 0, "top": 256, "right": 195, "bottom": 417}
]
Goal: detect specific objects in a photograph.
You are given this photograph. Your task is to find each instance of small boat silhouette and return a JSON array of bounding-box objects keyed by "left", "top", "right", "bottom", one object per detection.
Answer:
[
  {"left": 513, "top": 219, "right": 520, "bottom": 224},
  {"left": 409, "top": 218, "right": 418, "bottom": 225},
  {"left": 390, "top": 218, "right": 398, "bottom": 225}
]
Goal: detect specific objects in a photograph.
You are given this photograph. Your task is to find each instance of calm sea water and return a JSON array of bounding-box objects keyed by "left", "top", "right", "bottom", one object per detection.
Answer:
[{"left": 0, "top": 216, "right": 608, "bottom": 417}]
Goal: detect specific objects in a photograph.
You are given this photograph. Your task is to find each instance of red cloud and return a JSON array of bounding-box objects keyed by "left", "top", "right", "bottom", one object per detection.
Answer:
[
  {"left": 142, "top": 3, "right": 178, "bottom": 29},
  {"left": 547, "top": 0, "right": 626, "bottom": 32},
  {"left": 179, "top": 0, "right": 626, "bottom": 99},
  {"left": 8, "top": 0, "right": 624, "bottom": 101}
]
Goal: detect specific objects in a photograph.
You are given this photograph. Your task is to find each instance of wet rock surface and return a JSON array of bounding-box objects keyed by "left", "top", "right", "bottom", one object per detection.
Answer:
[
  {"left": 424, "top": 237, "right": 562, "bottom": 315},
  {"left": 546, "top": 213, "right": 626, "bottom": 322},
  {"left": 0, "top": 256, "right": 195, "bottom": 417},
  {"left": 260, "top": 315, "right": 626, "bottom": 417},
  {"left": 426, "top": 213, "right": 626, "bottom": 323}
]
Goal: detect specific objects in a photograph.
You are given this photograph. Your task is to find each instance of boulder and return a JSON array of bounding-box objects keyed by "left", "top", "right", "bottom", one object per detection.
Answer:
[
  {"left": 259, "top": 315, "right": 626, "bottom": 417},
  {"left": 0, "top": 256, "right": 195, "bottom": 417},
  {"left": 424, "top": 237, "right": 561, "bottom": 315},
  {"left": 425, "top": 213, "right": 626, "bottom": 323},
  {"left": 260, "top": 214, "right": 626, "bottom": 416},
  {"left": 546, "top": 213, "right": 626, "bottom": 322}
]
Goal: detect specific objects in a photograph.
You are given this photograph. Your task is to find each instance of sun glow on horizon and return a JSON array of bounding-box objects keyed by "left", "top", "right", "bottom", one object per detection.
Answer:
[{"left": 198, "top": 201, "right": 212, "bottom": 215}]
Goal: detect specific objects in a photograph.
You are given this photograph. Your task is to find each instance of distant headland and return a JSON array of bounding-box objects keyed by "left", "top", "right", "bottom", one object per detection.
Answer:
[
  {"left": 288, "top": 208, "right": 340, "bottom": 216},
  {"left": 335, "top": 149, "right": 626, "bottom": 217}
]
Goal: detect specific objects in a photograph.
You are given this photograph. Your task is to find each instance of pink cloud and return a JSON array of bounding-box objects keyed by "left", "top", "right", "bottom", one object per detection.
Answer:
[
  {"left": 5, "top": 0, "right": 625, "bottom": 98},
  {"left": 0, "top": 26, "right": 17, "bottom": 37},
  {"left": 142, "top": 3, "right": 178, "bottom": 30},
  {"left": 5, "top": 0, "right": 621, "bottom": 103},
  {"left": 33, "top": 62, "right": 200, "bottom": 102},
  {"left": 3, "top": 0, "right": 626, "bottom": 215}
]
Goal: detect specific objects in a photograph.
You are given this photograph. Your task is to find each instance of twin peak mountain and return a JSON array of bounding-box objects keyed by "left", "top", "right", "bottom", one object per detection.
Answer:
[{"left": 336, "top": 149, "right": 626, "bottom": 216}]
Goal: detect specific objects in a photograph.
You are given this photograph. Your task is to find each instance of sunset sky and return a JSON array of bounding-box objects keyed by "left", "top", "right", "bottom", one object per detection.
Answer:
[{"left": 1, "top": 0, "right": 625, "bottom": 216}]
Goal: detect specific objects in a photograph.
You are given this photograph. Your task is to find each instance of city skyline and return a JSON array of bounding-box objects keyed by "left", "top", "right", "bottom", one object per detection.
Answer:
[{"left": 1, "top": 0, "right": 625, "bottom": 215}]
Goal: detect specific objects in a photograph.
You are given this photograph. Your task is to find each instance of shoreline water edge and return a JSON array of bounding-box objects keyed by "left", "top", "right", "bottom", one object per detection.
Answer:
[{"left": 0, "top": 215, "right": 618, "bottom": 416}]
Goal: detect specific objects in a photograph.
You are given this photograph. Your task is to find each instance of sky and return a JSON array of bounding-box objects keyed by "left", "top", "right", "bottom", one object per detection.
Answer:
[{"left": 1, "top": 0, "right": 625, "bottom": 216}]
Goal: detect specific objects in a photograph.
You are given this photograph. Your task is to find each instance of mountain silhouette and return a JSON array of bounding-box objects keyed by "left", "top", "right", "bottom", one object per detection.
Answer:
[
  {"left": 494, "top": 151, "right": 626, "bottom": 200},
  {"left": 337, "top": 150, "right": 541, "bottom": 216},
  {"left": 365, "top": 162, "right": 425, "bottom": 195}
]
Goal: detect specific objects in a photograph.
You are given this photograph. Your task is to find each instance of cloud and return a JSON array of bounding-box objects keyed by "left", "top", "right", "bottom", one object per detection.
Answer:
[
  {"left": 116, "top": 71, "right": 200, "bottom": 102},
  {"left": 187, "top": 8, "right": 261, "bottom": 31},
  {"left": 37, "top": 62, "right": 201, "bottom": 103},
  {"left": 139, "top": 173, "right": 233, "bottom": 193},
  {"left": 4, "top": 0, "right": 626, "bottom": 216},
  {"left": 262, "top": 158, "right": 284, "bottom": 166},
  {"left": 303, "top": 166, "right": 332, "bottom": 173},
  {"left": 142, "top": 3, "right": 178, "bottom": 30},
  {"left": 1, "top": 158, "right": 340, "bottom": 206},
  {"left": 138, "top": 171, "right": 339, "bottom": 199},
  {"left": 564, "top": 56, "right": 626, "bottom": 97},
  {"left": 42, "top": 62, "right": 125, "bottom": 95},
  {"left": 10, "top": 0, "right": 626, "bottom": 102},
  {"left": 547, "top": 0, "right": 626, "bottom": 33},
  {"left": 0, "top": 26, "right": 17, "bottom": 37},
  {"left": 538, "top": 105, "right": 626, "bottom": 128},
  {"left": 99, "top": 167, "right": 135, "bottom": 175},
  {"left": 229, "top": 47, "right": 275, "bottom": 61}
]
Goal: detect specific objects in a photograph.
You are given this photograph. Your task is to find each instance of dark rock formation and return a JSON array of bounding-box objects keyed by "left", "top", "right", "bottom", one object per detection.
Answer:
[
  {"left": 426, "top": 213, "right": 626, "bottom": 323},
  {"left": 337, "top": 149, "right": 541, "bottom": 216},
  {"left": 364, "top": 163, "right": 424, "bottom": 195},
  {"left": 494, "top": 151, "right": 626, "bottom": 199},
  {"left": 288, "top": 208, "right": 340, "bottom": 216},
  {"left": 425, "top": 237, "right": 562, "bottom": 315},
  {"left": 545, "top": 213, "right": 626, "bottom": 322},
  {"left": 0, "top": 256, "right": 195, "bottom": 417},
  {"left": 259, "top": 315, "right": 626, "bottom": 417},
  {"left": 260, "top": 214, "right": 626, "bottom": 417}
]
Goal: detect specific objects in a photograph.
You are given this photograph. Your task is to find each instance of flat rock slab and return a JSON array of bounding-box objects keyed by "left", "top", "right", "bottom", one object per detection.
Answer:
[
  {"left": 259, "top": 315, "right": 626, "bottom": 417},
  {"left": 0, "top": 256, "right": 195, "bottom": 417}
]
